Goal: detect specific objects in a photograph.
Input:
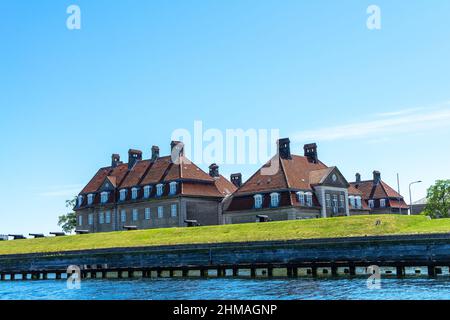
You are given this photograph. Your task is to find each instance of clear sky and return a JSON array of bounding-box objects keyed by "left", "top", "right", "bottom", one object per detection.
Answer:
[{"left": 1, "top": 1, "right": 450, "bottom": 235}]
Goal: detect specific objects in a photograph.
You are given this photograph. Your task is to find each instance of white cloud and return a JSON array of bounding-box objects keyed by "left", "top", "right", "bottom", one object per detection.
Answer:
[{"left": 292, "top": 103, "right": 450, "bottom": 142}]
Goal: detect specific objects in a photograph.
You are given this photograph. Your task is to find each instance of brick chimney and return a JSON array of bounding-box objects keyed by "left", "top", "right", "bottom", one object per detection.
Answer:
[
  {"left": 231, "top": 173, "right": 242, "bottom": 188},
  {"left": 111, "top": 154, "right": 121, "bottom": 168},
  {"left": 373, "top": 170, "right": 381, "bottom": 185},
  {"left": 209, "top": 163, "right": 220, "bottom": 177},
  {"left": 304, "top": 143, "right": 318, "bottom": 163},
  {"left": 128, "top": 149, "right": 142, "bottom": 169},
  {"left": 278, "top": 138, "right": 292, "bottom": 160},
  {"left": 355, "top": 173, "right": 361, "bottom": 183},
  {"left": 170, "top": 141, "right": 184, "bottom": 163},
  {"left": 151, "top": 145, "right": 160, "bottom": 161}
]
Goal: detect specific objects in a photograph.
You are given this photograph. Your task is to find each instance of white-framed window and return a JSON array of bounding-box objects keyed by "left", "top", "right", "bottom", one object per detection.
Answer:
[
  {"left": 132, "top": 209, "right": 138, "bottom": 221},
  {"left": 297, "top": 192, "right": 305, "bottom": 206},
  {"left": 332, "top": 195, "right": 338, "bottom": 208},
  {"left": 121, "top": 210, "right": 126, "bottom": 223},
  {"left": 100, "top": 192, "right": 109, "bottom": 204},
  {"left": 305, "top": 192, "right": 313, "bottom": 207},
  {"left": 325, "top": 194, "right": 331, "bottom": 207},
  {"left": 119, "top": 189, "right": 127, "bottom": 201},
  {"left": 144, "top": 186, "right": 151, "bottom": 199},
  {"left": 270, "top": 193, "right": 280, "bottom": 208},
  {"left": 339, "top": 195, "right": 345, "bottom": 208},
  {"left": 77, "top": 195, "right": 83, "bottom": 207},
  {"left": 156, "top": 184, "right": 164, "bottom": 197},
  {"left": 355, "top": 196, "right": 362, "bottom": 209},
  {"left": 171, "top": 204, "right": 177, "bottom": 217},
  {"left": 88, "top": 213, "right": 93, "bottom": 225},
  {"left": 380, "top": 199, "right": 386, "bottom": 208},
  {"left": 131, "top": 187, "right": 139, "bottom": 200},
  {"left": 145, "top": 208, "right": 151, "bottom": 220},
  {"left": 99, "top": 211, "right": 105, "bottom": 224},
  {"left": 369, "top": 200, "right": 375, "bottom": 208},
  {"left": 87, "top": 194, "right": 94, "bottom": 205},
  {"left": 105, "top": 211, "right": 111, "bottom": 224},
  {"left": 169, "top": 182, "right": 177, "bottom": 195},
  {"left": 349, "top": 196, "right": 355, "bottom": 207},
  {"left": 78, "top": 215, "right": 83, "bottom": 226},
  {"left": 254, "top": 194, "right": 263, "bottom": 209},
  {"left": 158, "top": 206, "right": 164, "bottom": 218}
]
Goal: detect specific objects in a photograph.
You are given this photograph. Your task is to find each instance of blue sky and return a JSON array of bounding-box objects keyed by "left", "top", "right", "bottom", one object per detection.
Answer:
[{"left": 1, "top": 1, "right": 450, "bottom": 235}]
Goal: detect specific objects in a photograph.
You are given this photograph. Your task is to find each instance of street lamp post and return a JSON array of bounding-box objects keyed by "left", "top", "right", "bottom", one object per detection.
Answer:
[{"left": 409, "top": 180, "right": 422, "bottom": 215}]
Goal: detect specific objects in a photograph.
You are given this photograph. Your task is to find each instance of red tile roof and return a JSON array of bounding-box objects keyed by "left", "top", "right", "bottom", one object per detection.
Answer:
[{"left": 350, "top": 179, "right": 408, "bottom": 209}]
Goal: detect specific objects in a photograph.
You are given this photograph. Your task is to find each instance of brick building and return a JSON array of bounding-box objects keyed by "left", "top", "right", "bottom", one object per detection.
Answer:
[
  {"left": 223, "top": 138, "right": 370, "bottom": 224},
  {"left": 75, "top": 141, "right": 236, "bottom": 233}
]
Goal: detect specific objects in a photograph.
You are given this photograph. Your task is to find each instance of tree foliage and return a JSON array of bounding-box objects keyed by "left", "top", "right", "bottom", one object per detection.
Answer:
[
  {"left": 424, "top": 180, "right": 450, "bottom": 219},
  {"left": 57, "top": 197, "right": 77, "bottom": 233}
]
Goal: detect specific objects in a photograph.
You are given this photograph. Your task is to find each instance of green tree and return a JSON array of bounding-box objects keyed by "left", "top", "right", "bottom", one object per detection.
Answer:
[
  {"left": 58, "top": 197, "right": 77, "bottom": 233},
  {"left": 424, "top": 180, "right": 450, "bottom": 219}
]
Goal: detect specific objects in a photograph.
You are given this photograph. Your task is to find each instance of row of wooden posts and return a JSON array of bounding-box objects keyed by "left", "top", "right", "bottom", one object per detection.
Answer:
[{"left": 1, "top": 263, "right": 450, "bottom": 281}]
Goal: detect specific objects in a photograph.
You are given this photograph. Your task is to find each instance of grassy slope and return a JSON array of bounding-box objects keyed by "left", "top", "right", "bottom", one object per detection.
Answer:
[{"left": 1, "top": 215, "right": 450, "bottom": 256}]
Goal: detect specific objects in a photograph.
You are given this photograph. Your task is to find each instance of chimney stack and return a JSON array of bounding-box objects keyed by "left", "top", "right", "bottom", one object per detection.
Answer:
[
  {"left": 209, "top": 163, "right": 220, "bottom": 177},
  {"left": 128, "top": 149, "right": 143, "bottom": 169},
  {"left": 355, "top": 173, "right": 361, "bottom": 183},
  {"left": 170, "top": 141, "right": 184, "bottom": 163},
  {"left": 111, "top": 154, "right": 121, "bottom": 168},
  {"left": 373, "top": 170, "right": 381, "bottom": 185},
  {"left": 231, "top": 173, "right": 242, "bottom": 188},
  {"left": 304, "top": 143, "right": 318, "bottom": 163},
  {"left": 278, "top": 138, "right": 292, "bottom": 160},
  {"left": 151, "top": 145, "right": 160, "bottom": 161}
]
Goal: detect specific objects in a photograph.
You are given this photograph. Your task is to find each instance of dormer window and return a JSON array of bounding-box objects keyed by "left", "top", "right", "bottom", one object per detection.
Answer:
[
  {"left": 305, "top": 192, "right": 313, "bottom": 207},
  {"left": 270, "top": 193, "right": 280, "bottom": 208},
  {"left": 100, "top": 192, "right": 109, "bottom": 204},
  {"left": 380, "top": 199, "right": 386, "bottom": 208},
  {"left": 355, "top": 196, "right": 362, "bottom": 209},
  {"left": 349, "top": 196, "right": 355, "bottom": 207},
  {"left": 156, "top": 184, "right": 164, "bottom": 197},
  {"left": 144, "top": 185, "right": 151, "bottom": 199},
  {"left": 297, "top": 192, "right": 305, "bottom": 206},
  {"left": 169, "top": 182, "right": 177, "bottom": 195},
  {"left": 119, "top": 189, "right": 127, "bottom": 201},
  {"left": 131, "top": 187, "right": 139, "bottom": 200},
  {"left": 87, "top": 194, "right": 94, "bottom": 205},
  {"left": 77, "top": 195, "right": 84, "bottom": 207},
  {"left": 369, "top": 200, "right": 375, "bottom": 208},
  {"left": 254, "top": 194, "right": 263, "bottom": 209}
]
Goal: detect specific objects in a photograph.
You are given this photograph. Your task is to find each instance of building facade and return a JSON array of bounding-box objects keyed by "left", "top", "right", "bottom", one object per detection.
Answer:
[
  {"left": 74, "top": 141, "right": 236, "bottom": 233},
  {"left": 223, "top": 139, "right": 370, "bottom": 224},
  {"left": 349, "top": 171, "right": 409, "bottom": 214}
]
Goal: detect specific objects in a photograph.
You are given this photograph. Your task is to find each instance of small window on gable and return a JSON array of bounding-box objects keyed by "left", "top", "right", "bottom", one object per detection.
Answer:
[
  {"left": 100, "top": 192, "right": 109, "bottom": 204},
  {"left": 87, "top": 194, "right": 94, "bottom": 205},
  {"left": 119, "top": 189, "right": 127, "bottom": 201},
  {"left": 355, "top": 196, "right": 362, "bottom": 209},
  {"left": 297, "top": 192, "right": 305, "bottom": 206},
  {"left": 270, "top": 193, "right": 280, "bottom": 208},
  {"left": 144, "top": 186, "right": 151, "bottom": 199},
  {"left": 254, "top": 194, "right": 263, "bottom": 209},
  {"left": 305, "top": 192, "right": 313, "bottom": 207},
  {"left": 156, "top": 184, "right": 164, "bottom": 197},
  {"left": 380, "top": 199, "right": 386, "bottom": 208},
  {"left": 131, "top": 187, "right": 139, "bottom": 200},
  {"left": 369, "top": 200, "right": 375, "bottom": 208},
  {"left": 349, "top": 196, "right": 355, "bottom": 208},
  {"left": 169, "top": 182, "right": 177, "bottom": 195}
]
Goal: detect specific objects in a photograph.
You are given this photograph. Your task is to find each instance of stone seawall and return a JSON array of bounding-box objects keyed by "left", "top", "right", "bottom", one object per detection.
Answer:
[{"left": 1, "top": 233, "right": 450, "bottom": 280}]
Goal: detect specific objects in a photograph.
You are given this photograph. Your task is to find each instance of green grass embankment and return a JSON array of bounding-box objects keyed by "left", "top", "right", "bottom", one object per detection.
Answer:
[{"left": 1, "top": 215, "right": 449, "bottom": 256}]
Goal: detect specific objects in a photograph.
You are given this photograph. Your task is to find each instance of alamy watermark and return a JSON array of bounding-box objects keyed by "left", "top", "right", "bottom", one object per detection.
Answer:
[{"left": 66, "top": 5, "right": 81, "bottom": 30}]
